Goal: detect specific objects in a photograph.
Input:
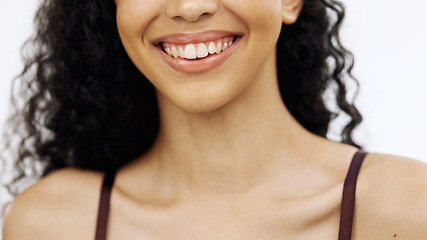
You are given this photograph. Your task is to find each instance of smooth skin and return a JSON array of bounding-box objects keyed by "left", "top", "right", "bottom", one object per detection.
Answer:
[{"left": 3, "top": 0, "right": 427, "bottom": 239}]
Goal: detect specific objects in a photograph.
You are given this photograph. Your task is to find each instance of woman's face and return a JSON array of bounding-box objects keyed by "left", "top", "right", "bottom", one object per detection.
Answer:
[{"left": 115, "top": 0, "right": 301, "bottom": 113}]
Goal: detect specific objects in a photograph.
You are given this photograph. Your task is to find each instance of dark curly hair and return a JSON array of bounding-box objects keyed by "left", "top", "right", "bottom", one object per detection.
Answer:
[{"left": 1, "top": 0, "right": 362, "bottom": 202}]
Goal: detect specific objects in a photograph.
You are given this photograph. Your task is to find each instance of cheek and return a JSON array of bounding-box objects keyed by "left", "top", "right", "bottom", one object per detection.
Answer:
[
  {"left": 222, "top": 0, "right": 282, "bottom": 70},
  {"left": 116, "top": 0, "right": 163, "bottom": 49},
  {"left": 116, "top": 0, "right": 166, "bottom": 82},
  {"left": 222, "top": 0, "right": 283, "bottom": 31}
]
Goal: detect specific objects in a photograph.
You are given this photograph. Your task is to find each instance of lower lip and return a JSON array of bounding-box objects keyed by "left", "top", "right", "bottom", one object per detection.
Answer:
[{"left": 156, "top": 37, "right": 242, "bottom": 74}]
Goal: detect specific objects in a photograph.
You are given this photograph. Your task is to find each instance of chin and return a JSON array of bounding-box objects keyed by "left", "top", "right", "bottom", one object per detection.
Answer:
[
  {"left": 165, "top": 91, "right": 232, "bottom": 114},
  {"left": 178, "top": 99, "right": 228, "bottom": 114}
]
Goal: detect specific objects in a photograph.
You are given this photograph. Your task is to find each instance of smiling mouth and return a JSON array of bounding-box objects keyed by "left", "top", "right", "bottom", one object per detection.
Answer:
[
  {"left": 153, "top": 31, "right": 243, "bottom": 74},
  {"left": 157, "top": 35, "right": 240, "bottom": 60}
]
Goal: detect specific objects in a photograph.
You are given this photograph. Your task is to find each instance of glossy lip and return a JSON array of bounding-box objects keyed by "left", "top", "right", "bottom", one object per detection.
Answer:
[
  {"left": 153, "top": 30, "right": 243, "bottom": 74},
  {"left": 153, "top": 30, "right": 243, "bottom": 45}
]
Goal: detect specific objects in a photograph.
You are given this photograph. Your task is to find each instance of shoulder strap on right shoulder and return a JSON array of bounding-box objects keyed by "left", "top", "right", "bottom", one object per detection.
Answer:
[
  {"left": 338, "top": 150, "right": 368, "bottom": 240},
  {"left": 95, "top": 168, "right": 118, "bottom": 240}
]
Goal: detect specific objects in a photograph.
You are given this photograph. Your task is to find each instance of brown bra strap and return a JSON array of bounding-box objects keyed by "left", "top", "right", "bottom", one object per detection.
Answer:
[
  {"left": 338, "top": 150, "right": 367, "bottom": 240},
  {"left": 95, "top": 168, "right": 117, "bottom": 240}
]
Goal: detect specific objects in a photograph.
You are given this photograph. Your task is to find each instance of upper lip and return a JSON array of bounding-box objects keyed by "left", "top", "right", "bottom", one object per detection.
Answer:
[{"left": 153, "top": 30, "right": 243, "bottom": 45}]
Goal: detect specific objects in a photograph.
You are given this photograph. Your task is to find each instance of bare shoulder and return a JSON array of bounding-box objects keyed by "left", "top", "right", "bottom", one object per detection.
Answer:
[
  {"left": 354, "top": 153, "right": 427, "bottom": 239},
  {"left": 3, "top": 168, "right": 104, "bottom": 240}
]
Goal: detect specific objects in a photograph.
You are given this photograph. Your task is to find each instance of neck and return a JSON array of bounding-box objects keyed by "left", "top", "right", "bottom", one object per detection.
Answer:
[{"left": 145, "top": 57, "right": 320, "bottom": 198}]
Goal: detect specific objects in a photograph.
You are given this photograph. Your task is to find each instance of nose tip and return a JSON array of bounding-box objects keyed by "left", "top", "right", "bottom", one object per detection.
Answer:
[{"left": 166, "top": 0, "right": 219, "bottom": 22}]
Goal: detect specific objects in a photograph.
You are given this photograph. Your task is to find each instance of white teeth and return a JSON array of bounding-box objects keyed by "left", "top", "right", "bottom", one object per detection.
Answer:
[
  {"left": 184, "top": 44, "right": 197, "bottom": 59},
  {"left": 216, "top": 42, "right": 222, "bottom": 54},
  {"left": 171, "top": 46, "right": 179, "bottom": 58},
  {"left": 222, "top": 42, "right": 228, "bottom": 51},
  {"left": 197, "top": 43, "right": 208, "bottom": 58},
  {"left": 208, "top": 42, "right": 216, "bottom": 54},
  {"left": 178, "top": 47, "right": 185, "bottom": 58},
  {"left": 164, "top": 38, "right": 236, "bottom": 59}
]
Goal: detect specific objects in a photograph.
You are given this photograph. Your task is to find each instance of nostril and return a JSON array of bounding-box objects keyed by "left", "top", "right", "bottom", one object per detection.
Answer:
[{"left": 165, "top": 0, "right": 219, "bottom": 23}]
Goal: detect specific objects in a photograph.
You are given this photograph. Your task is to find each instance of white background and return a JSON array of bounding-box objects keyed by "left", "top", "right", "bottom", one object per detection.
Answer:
[{"left": 0, "top": 1, "right": 426, "bottom": 162}]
